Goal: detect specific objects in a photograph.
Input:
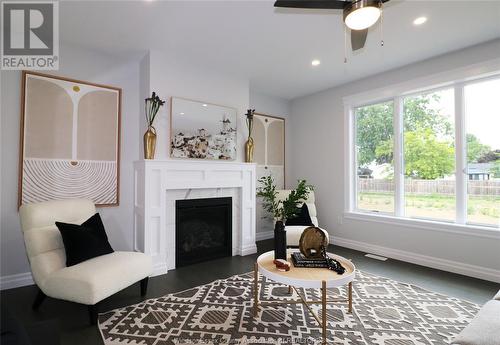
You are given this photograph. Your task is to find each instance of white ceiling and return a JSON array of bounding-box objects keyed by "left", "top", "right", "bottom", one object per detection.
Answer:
[{"left": 60, "top": 0, "right": 500, "bottom": 99}]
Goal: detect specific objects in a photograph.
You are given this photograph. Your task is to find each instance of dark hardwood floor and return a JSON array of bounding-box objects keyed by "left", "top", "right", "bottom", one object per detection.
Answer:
[{"left": 1, "top": 240, "right": 498, "bottom": 345}]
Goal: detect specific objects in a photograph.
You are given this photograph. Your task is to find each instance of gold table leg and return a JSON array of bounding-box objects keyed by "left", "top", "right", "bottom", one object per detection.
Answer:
[
  {"left": 254, "top": 271, "right": 354, "bottom": 344},
  {"left": 253, "top": 263, "right": 259, "bottom": 317},
  {"left": 348, "top": 281, "right": 353, "bottom": 313},
  {"left": 322, "top": 280, "right": 327, "bottom": 345}
]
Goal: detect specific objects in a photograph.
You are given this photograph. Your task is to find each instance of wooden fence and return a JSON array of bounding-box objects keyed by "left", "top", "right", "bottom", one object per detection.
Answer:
[{"left": 358, "top": 179, "right": 500, "bottom": 196}]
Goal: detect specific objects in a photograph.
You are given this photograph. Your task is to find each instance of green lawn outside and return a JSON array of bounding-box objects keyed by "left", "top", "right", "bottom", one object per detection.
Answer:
[{"left": 358, "top": 192, "right": 500, "bottom": 226}]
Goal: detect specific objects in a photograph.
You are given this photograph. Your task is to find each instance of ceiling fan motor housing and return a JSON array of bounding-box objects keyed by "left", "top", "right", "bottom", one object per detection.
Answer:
[{"left": 343, "top": 0, "right": 383, "bottom": 30}]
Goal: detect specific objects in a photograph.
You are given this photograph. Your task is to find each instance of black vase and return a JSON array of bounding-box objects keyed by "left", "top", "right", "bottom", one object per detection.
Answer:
[{"left": 274, "top": 220, "right": 287, "bottom": 260}]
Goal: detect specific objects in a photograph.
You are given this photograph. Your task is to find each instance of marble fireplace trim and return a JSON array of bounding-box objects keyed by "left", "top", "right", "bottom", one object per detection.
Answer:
[{"left": 134, "top": 160, "right": 257, "bottom": 276}]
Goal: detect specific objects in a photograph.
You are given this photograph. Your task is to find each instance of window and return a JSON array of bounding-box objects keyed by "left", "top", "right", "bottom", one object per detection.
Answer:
[
  {"left": 355, "top": 101, "right": 394, "bottom": 213},
  {"left": 465, "top": 79, "right": 500, "bottom": 226},
  {"left": 403, "top": 89, "right": 456, "bottom": 221},
  {"left": 349, "top": 75, "right": 500, "bottom": 229}
]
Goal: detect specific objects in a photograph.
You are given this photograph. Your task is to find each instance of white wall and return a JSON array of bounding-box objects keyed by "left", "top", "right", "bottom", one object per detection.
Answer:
[
  {"left": 139, "top": 52, "right": 151, "bottom": 148},
  {"left": 148, "top": 50, "right": 250, "bottom": 161},
  {"left": 249, "top": 91, "right": 290, "bottom": 119},
  {"left": 290, "top": 40, "right": 500, "bottom": 281},
  {"left": 0, "top": 44, "right": 141, "bottom": 288}
]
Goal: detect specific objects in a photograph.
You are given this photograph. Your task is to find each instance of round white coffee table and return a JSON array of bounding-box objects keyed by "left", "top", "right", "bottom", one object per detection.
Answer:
[{"left": 254, "top": 249, "right": 356, "bottom": 345}]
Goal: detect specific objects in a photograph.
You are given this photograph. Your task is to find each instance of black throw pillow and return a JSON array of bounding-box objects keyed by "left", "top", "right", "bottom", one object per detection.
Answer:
[
  {"left": 286, "top": 203, "right": 314, "bottom": 226},
  {"left": 55, "top": 213, "right": 114, "bottom": 267}
]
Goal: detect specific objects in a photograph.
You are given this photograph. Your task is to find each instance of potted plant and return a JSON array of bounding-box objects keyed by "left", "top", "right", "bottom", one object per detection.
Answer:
[
  {"left": 144, "top": 92, "right": 165, "bottom": 159},
  {"left": 257, "top": 176, "right": 313, "bottom": 260}
]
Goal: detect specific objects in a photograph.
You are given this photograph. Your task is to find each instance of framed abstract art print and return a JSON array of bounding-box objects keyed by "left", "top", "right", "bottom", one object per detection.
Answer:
[{"left": 18, "top": 71, "right": 121, "bottom": 207}]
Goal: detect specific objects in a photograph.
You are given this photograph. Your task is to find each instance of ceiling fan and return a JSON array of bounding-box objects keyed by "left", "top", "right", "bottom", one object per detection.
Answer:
[{"left": 274, "top": 0, "right": 389, "bottom": 51}]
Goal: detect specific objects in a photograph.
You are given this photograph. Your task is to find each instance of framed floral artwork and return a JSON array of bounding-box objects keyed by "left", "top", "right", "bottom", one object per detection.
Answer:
[{"left": 170, "top": 97, "right": 237, "bottom": 160}]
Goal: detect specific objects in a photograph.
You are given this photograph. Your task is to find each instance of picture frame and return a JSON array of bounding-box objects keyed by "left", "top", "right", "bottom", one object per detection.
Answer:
[
  {"left": 253, "top": 112, "right": 286, "bottom": 188},
  {"left": 170, "top": 97, "right": 237, "bottom": 160},
  {"left": 18, "top": 71, "right": 122, "bottom": 207}
]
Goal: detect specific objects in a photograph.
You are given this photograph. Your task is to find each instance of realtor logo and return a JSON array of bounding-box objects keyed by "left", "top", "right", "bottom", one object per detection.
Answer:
[{"left": 1, "top": 1, "right": 59, "bottom": 70}]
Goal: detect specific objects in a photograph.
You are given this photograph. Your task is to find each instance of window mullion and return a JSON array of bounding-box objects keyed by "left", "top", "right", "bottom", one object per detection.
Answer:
[
  {"left": 347, "top": 105, "right": 356, "bottom": 212},
  {"left": 394, "top": 96, "right": 404, "bottom": 217},
  {"left": 455, "top": 84, "right": 467, "bottom": 224}
]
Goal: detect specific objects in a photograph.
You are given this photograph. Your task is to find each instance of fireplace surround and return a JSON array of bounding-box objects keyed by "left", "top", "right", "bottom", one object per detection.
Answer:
[{"left": 134, "top": 160, "right": 257, "bottom": 276}]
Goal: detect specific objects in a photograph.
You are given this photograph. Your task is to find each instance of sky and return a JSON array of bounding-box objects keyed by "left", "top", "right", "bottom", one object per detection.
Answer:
[
  {"left": 426, "top": 78, "right": 500, "bottom": 150},
  {"left": 464, "top": 78, "right": 500, "bottom": 150}
]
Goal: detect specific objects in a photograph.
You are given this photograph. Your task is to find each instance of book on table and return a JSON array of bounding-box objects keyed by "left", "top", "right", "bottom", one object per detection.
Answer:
[{"left": 291, "top": 252, "right": 328, "bottom": 268}]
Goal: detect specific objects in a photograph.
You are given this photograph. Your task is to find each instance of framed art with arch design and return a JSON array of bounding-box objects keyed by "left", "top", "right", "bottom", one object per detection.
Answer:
[{"left": 18, "top": 71, "right": 121, "bottom": 207}]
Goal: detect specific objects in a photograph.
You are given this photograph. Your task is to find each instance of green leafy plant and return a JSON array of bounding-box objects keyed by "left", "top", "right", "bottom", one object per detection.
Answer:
[
  {"left": 356, "top": 94, "right": 455, "bottom": 176},
  {"left": 467, "top": 134, "right": 491, "bottom": 163},
  {"left": 256, "top": 175, "right": 313, "bottom": 221},
  {"left": 376, "top": 128, "right": 455, "bottom": 179}
]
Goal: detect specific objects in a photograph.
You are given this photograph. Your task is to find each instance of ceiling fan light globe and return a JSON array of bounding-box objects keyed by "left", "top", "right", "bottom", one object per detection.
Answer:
[{"left": 345, "top": 6, "right": 381, "bottom": 30}]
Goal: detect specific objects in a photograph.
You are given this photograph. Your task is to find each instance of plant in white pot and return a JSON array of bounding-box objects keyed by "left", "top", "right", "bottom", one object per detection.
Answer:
[{"left": 257, "top": 176, "right": 313, "bottom": 260}]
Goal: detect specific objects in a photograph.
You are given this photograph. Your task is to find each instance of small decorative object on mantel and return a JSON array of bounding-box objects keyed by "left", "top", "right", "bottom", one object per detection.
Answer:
[
  {"left": 244, "top": 109, "right": 255, "bottom": 163},
  {"left": 143, "top": 92, "right": 165, "bottom": 159},
  {"left": 257, "top": 175, "right": 313, "bottom": 261}
]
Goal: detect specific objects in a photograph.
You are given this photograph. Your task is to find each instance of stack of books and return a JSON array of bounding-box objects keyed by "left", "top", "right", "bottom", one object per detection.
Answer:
[{"left": 291, "top": 252, "right": 328, "bottom": 268}]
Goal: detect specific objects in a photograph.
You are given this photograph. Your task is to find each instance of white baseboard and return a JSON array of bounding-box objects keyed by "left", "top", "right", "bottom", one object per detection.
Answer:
[
  {"left": 332, "top": 236, "right": 500, "bottom": 283},
  {"left": 238, "top": 244, "right": 258, "bottom": 256},
  {"left": 1, "top": 272, "right": 34, "bottom": 290},
  {"left": 5, "top": 236, "right": 494, "bottom": 290},
  {"left": 151, "top": 263, "right": 169, "bottom": 277},
  {"left": 256, "top": 231, "right": 273, "bottom": 241}
]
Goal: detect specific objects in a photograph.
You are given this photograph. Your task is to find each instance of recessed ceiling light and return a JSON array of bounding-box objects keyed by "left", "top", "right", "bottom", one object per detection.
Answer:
[
  {"left": 311, "top": 59, "right": 321, "bottom": 67},
  {"left": 180, "top": 112, "right": 184, "bottom": 115},
  {"left": 413, "top": 16, "right": 427, "bottom": 26},
  {"left": 202, "top": 104, "right": 208, "bottom": 107}
]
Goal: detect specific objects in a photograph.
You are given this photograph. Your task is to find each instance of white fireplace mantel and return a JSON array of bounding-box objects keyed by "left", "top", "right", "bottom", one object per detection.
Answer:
[{"left": 134, "top": 159, "right": 257, "bottom": 276}]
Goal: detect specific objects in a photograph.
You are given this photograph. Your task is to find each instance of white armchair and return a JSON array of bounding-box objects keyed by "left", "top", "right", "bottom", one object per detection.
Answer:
[
  {"left": 275, "top": 190, "right": 330, "bottom": 246},
  {"left": 19, "top": 199, "right": 153, "bottom": 324}
]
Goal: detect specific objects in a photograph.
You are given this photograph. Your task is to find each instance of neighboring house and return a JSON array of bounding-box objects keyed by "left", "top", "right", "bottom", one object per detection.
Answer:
[
  {"left": 468, "top": 163, "right": 493, "bottom": 180},
  {"left": 357, "top": 167, "right": 373, "bottom": 179}
]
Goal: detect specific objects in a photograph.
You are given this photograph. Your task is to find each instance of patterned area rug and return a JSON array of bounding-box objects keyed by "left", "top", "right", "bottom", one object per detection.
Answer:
[{"left": 98, "top": 271, "right": 480, "bottom": 344}]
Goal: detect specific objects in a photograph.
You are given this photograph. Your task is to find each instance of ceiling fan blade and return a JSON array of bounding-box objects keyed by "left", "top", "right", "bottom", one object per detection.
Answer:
[
  {"left": 274, "top": 0, "right": 348, "bottom": 10},
  {"left": 351, "top": 29, "right": 368, "bottom": 51}
]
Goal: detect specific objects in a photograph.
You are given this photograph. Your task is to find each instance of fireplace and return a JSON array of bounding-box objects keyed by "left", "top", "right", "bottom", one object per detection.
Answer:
[
  {"left": 134, "top": 160, "right": 257, "bottom": 275},
  {"left": 175, "top": 197, "right": 232, "bottom": 267}
]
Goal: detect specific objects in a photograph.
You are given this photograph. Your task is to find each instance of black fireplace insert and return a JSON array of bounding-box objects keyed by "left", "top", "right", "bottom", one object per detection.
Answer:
[{"left": 175, "top": 197, "right": 232, "bottom": 267}]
